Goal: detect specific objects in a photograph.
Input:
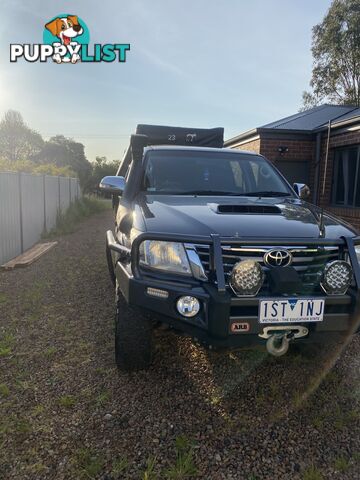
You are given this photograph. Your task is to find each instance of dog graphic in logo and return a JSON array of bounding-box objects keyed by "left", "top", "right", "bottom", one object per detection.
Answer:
[{"left": 45, "top": 15, "right": 84, "bottom": 63}]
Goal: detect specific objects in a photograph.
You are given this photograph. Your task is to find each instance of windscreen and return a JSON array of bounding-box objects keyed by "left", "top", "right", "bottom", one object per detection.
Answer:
[{"left": 142, "top": 150, "right": 292, "bottom": 196}]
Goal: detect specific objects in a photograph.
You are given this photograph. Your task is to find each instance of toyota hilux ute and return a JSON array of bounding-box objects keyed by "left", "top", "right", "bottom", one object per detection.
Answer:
[{"left": 100, "top": 124, "right": 360, "bottom": 371}]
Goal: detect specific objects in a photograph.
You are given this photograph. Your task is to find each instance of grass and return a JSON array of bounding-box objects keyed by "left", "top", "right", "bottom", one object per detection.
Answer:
[
  {"left": 45, "top": 196, "right": 111, "bottom": 237},
  {"left": 333, "top": 405, "right": 359, "bottom": 430},
  {"left": 74, "top": 448, "right": 105, "bottom": 479},
  {"left": 15, "top": 419, "right": 32, "bottom": 434},
  {"left": 311, "top": 416, "right": 324, "bottom": 429},
  {"left": 112, "top": 456, "right": 128, "bottom": 475},
  {"left": 0, "top": 384, "right": 10, "bottom": 397},
  {"left": 302, "top": 465, "right": 323, "bottom": 480},
  {"left": 165, "top": 436, "right": 198, "bottom": 479},
  {"left": 353, "top": 452, "right": 360, "bottom": 462},
  {"left": 31, "top": 405, "right": 45, "bottom": 416},
  {"left": 334, "top": 456, "right": 350, "bottom": 472},
  {"left": 0, "top": 293, "right": 8, "bottom": 304},
  {"left": 310, "top": 403, "right": 359, "bottom": 432},
  {"left": 0, "top": 417, "right": 33, "bottom": 437},
  {"left": 26, "top": 462, "right": 46, "bottom": 474},
  {"left": 58, "top": 395, "right": 77, "bottom": 408},
  {"left": 44, "top": 346, "right": 57, "bottom": 357},
  {"left": 142, "top": 456, "right": 157, "bottom": 480},
  {"left": 0, "top": 333, "right": 15, "bottom": 357},
  {"left": 96, "top": 390, "right": 110, "bottom": 407}
]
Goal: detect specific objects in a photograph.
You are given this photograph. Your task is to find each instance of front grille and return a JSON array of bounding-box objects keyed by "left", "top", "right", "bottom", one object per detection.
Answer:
[{"left": 194, "top": 244, "right": 342, "bottom": 295}]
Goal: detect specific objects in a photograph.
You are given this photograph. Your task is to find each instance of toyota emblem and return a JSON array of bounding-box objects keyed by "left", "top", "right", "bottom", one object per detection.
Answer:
[{"left": 264, "top": 249, "right": 292, "bottom": 267}]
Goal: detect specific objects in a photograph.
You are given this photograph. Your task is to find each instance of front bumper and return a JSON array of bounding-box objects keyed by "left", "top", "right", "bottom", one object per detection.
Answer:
[
  {"left": 115, "top": 266, "right": 359, "bottom": 349},
  {"left": 107, "top": 232, "right": 360, "bottom": 348}
]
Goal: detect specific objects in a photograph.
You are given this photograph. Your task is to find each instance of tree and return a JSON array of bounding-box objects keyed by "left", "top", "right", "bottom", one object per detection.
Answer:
[
  {"left": 84, "top": 156, "right": 119, "bottom": 193},
  {"left": 36, "top": 135, "right": 92, "bottom": 188},
  {"left": 0, "top": 110, "right": 44, "bottom": 161},
  {"left": 0, "top": 158, "right": 75, "bottom": 177},
  {"left": 302, "top": 0, "right": 360, "bottom": 109}
]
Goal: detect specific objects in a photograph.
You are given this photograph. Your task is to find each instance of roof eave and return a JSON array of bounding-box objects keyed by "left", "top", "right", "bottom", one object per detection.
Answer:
[
  {"left": 224, "top": 128, "right": 259, "bottom": 146},
  {"left": 225, "top": 127, "right": 316, "bottom": 146},
  {"left": 314, "top": 115, "right": 360, "bottom": 132}
]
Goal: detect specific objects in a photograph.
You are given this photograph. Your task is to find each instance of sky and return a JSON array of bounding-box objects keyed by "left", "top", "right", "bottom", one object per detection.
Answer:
[{"left": 0, "top": 0, "right": 332, "bottom": 163}]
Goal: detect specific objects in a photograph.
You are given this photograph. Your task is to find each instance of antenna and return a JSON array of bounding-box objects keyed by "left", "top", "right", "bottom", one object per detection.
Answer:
[
  {"left": 321, "top": 120, "right": 331, "bottom": 197},
  {"left": 319, "top": 207, "right": 325, "bottom": 237}
]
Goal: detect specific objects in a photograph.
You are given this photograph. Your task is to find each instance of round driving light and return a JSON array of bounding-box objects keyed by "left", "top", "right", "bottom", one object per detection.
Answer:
[
  {"left": 176, "top": 296, "right": 200, "bottom": 318},
  {"left": 230, "top": 260, "right": 264, "bottom": 296},
  {"left": 321, "top": 260, "right": 353, "bottom": 295}
]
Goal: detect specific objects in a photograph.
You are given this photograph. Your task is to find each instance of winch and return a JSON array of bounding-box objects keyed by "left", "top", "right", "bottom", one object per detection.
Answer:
[{"left": 259, "top": 325, "right": 309, "bottom": 356}]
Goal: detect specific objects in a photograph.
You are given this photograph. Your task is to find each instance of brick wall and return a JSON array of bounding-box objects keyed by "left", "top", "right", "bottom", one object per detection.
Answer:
[
  {"left": 232, "top": 134, "right": 317, "bottom": 190},
  {"left": 230, "top": 128, "right": 360, "bottom": 230},
  {"left": 260, "top": 138, "right": 315, "bottom": 163},
  {"left": 318, "top": 129, "right": 360, "bottom": 231}
]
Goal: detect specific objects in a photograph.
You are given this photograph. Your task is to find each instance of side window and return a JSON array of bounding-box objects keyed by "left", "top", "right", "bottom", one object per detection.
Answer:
[{"left": 332, "top": 146, "right": 360, "bottom": 207}]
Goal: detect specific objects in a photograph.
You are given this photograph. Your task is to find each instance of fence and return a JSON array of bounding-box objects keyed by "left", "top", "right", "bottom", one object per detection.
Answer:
[{"left": 0, "top": 172, "right": 81, "bottom": 265}]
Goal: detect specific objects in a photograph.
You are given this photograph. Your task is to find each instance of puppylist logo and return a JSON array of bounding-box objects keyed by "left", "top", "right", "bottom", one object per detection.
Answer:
[{"left": 10, "top": 14, "right": 130, "bottom": 64}]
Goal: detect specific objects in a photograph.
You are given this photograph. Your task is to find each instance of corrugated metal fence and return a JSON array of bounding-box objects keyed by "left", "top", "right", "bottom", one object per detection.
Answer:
[{"left": 0, "top": 172, "right": 81, "bottom": 265}]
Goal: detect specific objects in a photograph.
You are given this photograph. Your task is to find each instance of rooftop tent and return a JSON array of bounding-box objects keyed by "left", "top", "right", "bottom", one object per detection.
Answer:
[
  {"left": 117, "top": 124, "right": 224, "bottom": 176},
  {"left": 135, "top": 124, "right": 224, "bottom": 148}
]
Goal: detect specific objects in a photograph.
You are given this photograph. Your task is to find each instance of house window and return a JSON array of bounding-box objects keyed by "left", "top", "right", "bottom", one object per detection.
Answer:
[{"left": 332, "top": 146, "right": 360, "bottom": 207}]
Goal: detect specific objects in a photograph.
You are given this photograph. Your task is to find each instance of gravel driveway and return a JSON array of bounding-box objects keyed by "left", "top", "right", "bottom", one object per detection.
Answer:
[{"left": 0, "top": 210, "right": 359, "bottom": 480}]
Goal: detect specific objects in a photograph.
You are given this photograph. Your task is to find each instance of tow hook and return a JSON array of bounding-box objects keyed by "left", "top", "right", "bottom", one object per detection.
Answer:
[{"left": 259, "top": 326, "right": 309, "bottom": 357}]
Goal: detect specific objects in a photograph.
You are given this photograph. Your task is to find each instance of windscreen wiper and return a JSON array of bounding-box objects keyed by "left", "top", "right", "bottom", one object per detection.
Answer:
[{"left": 243, "top": 191, "right": 292, "bottom": 197}]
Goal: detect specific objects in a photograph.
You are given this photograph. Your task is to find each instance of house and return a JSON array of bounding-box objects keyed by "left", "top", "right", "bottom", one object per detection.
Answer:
[{"left": 225, "top": 104, "right": 360, "bottom": 229}]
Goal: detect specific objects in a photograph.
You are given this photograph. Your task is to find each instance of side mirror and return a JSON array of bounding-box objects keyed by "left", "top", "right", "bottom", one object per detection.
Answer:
[
  {"left": 293, "top": 183, "right": 310, "bottom": 200},
  {"left": 99, "top": 176, "right": 126, "bottom": 195}
]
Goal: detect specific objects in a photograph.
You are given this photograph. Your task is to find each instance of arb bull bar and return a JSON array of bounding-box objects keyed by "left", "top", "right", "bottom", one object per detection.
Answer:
[{"left": 108, "top": 230, "right": 360, "bottom": 348}]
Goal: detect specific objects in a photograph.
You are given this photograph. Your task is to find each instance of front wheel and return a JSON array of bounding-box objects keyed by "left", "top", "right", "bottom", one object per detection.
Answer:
[{"left": 115, "top": 285, "right": 153, "bottom": 371}]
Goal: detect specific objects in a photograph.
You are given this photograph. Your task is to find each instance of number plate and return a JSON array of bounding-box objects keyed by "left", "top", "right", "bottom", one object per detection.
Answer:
[{"left": 259, "top": 298, "right": 325, "bottom": 324}]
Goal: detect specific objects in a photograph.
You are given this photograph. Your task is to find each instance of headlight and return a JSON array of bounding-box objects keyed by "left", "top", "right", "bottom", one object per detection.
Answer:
[
  {"left": 355, "top": 245, "right": 360, "bottom": 264},
  {"left": 139, "top": 241, "right": 191, "bottom": 275},
  {"left": 230, "top": 260, "right": 264, "bottom": 296},
  {"left": 321, "top": 260, "right": 353, "bottom": 295}
]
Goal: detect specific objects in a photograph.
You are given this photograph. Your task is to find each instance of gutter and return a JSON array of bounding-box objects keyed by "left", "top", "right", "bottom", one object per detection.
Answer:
[
  {"left": 314, "top": 114, "right": 360, "bottom": 132},
  {"left": 224, "top": 127, "right": 315, "bottom": 147}
]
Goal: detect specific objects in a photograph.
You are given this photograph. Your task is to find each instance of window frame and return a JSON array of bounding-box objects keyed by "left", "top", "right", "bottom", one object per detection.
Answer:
[{"left": 331, "top": 144, "right": 360, "bottom": 208}]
